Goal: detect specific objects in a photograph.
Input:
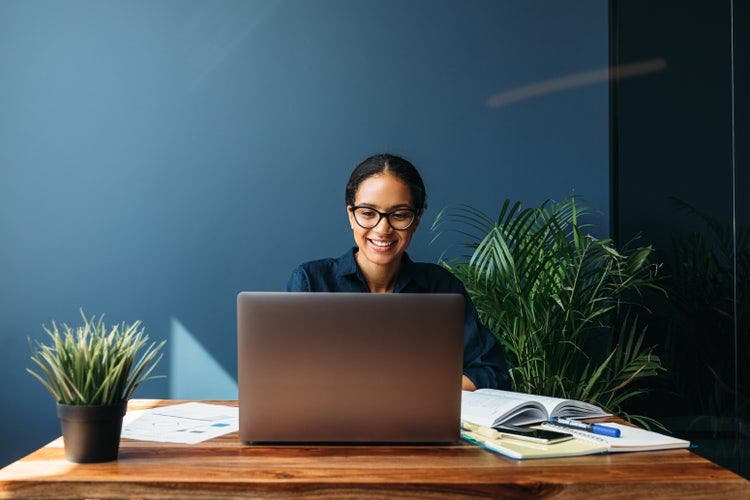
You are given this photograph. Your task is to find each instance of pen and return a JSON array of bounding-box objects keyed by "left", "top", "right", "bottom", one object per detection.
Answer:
[{"left": 548, "top": 417, "right": 621, "bottom": 438}]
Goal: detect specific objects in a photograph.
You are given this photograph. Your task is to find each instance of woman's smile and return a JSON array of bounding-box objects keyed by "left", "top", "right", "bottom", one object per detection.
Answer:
[
  {"left": 348, "top": 173, "right": 418, "bottom": 270},
  {"left": 367, "top": 237, "right": 396, "bottom": 250}
]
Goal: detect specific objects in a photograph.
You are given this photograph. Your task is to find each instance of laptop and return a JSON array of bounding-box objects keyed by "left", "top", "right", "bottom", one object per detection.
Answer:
[{"left": 237, "top": 292, "right": 464, "bottom": 444}]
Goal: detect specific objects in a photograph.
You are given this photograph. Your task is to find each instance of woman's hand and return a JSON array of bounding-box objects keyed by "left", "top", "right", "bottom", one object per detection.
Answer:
[{"left": 462, "top": 375, "right": 477, "bottom": 391}]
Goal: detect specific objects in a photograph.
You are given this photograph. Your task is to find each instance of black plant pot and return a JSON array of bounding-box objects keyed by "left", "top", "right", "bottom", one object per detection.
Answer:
[{"left": 56, "top": 401, "right": 128, "bottom": 463}]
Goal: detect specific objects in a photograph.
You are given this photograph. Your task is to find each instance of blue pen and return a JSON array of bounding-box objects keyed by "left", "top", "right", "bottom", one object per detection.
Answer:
[{"left": 549, "top": 417, "right": 621, "bottom": 438}]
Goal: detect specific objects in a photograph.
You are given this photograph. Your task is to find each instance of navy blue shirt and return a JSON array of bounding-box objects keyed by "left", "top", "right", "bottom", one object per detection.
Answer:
[{"left": 286, "top": 247, "right": 510, "bottom": 390}]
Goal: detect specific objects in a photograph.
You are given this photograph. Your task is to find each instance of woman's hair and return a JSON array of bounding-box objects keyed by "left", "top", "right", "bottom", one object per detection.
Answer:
[{"left": 345, "top": 153, "right": 427, "bottom": 213}]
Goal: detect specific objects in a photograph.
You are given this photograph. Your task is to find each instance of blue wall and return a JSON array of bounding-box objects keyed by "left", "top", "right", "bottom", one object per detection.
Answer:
[{"left": 0, "top": 0, "right": 608, "bottom": 465}]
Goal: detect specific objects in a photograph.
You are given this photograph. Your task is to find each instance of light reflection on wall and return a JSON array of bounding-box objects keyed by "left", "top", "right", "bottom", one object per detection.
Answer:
[
  {"left": 487, "top": 58, "right": 666, "bottom": 108},
  {"left": 169, "top": 318, "right": 238, "bottom": 400}
]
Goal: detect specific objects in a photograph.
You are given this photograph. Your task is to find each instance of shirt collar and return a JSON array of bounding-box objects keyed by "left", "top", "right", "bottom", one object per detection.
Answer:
[
  {"left": 334, "top": 247, "right": 360, "bottom": 277},
  {"left": 334, "top": 247, "right": 422, "bottom": 292}
]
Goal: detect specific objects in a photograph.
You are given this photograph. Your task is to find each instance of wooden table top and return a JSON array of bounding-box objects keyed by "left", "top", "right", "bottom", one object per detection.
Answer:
[{"left": 0, "top": 399, "right": 747, "bottom": 499}]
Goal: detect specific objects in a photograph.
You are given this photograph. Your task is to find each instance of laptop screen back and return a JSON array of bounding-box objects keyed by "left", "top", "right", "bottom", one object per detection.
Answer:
[{"left": 237, "top": 292, "right": 464, "bottom": 443}]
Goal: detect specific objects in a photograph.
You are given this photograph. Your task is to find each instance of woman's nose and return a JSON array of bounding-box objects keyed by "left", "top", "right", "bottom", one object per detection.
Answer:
[{"left": 373, "top": 215, "right": 395, "bottom": 232}]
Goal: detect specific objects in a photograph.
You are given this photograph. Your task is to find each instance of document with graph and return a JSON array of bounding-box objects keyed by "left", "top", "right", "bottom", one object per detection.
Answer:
[{"left": 121, "top": 402, "right": 239, "bottom": 444}]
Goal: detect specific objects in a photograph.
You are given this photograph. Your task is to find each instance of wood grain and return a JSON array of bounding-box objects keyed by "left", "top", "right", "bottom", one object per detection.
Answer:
[{"left": 0, "top": 400, "right": 747, "bottom": 499}]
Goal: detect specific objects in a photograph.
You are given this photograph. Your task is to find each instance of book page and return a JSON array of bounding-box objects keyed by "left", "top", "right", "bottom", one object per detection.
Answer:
[
  {"left": 475, "top": 389, "right": 607, "bottom": 419},
  {"left": 461, "top": 390, "right": 547, "bottom": 427}
]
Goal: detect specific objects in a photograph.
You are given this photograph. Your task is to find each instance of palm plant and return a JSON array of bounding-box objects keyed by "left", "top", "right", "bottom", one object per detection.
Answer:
[
  {"left": 28, "top": 310, "right": 166, "bottom": 406},
  {"left": 432, "top": 197, "right": 665, "bottom": 427}
]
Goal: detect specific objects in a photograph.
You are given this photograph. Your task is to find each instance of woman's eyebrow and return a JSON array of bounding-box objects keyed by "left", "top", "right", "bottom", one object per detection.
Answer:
[{"left": 355, "top": 202, "right": 414, "bottom": 210}]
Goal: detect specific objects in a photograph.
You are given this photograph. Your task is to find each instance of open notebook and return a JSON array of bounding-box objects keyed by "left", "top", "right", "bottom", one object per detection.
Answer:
[
  {"left": 540, "top": 421, "right": 691, "bottom": 452},
  {"left": 461, "top": 422, "right": 607, "bottom": 459},
  {"left": 462, "top": 421, "right": 690, "bottom": 459}
]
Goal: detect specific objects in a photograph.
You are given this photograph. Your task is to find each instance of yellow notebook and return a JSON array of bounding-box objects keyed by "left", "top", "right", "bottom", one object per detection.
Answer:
[{"left": 461, "top": 422, "right": 608, "bottom": 459}]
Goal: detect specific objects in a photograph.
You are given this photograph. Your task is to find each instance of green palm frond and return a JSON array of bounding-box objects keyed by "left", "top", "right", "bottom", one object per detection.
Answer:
[{"left": 432, "top": 196, "right": 665, "bottom": 425}]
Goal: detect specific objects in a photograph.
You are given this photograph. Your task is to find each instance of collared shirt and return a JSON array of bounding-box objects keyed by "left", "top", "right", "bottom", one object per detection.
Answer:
[{"left": 286, "top": 247, "right": 510, "bottom": 390}]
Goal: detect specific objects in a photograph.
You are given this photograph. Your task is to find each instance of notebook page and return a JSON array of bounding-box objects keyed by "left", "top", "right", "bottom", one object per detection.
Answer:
[{"left": 541, "top": 422, "right": 690, "bottom": 452}]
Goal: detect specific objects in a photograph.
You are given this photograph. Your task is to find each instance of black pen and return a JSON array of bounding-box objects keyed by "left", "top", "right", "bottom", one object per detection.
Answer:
[{"left": 548, "top": 417, "right": 621, "bottom": 438}]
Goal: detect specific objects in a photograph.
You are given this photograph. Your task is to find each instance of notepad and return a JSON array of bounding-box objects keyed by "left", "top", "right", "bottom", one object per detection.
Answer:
[
  {"left": 461, "top": 428, "right": 607, "bottom": 459},
  {"left": 541, "top": 422, "right": 691, "bottom": 452},
  {"left": 462, "top": 420, "right": 690, "bottom": 460}
]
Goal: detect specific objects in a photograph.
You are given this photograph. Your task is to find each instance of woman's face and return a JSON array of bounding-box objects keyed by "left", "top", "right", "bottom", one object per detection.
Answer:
[{"left": 348, "top": 173, "right": 419, "bottom": 268}]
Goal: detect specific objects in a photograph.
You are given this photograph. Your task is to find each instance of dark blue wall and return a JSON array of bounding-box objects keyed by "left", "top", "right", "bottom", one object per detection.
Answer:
[{"left": 0, "top": 0, "right": 608, "bottom": 465}]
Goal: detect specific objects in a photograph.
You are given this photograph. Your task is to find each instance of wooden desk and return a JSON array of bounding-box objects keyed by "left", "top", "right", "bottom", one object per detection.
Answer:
[{"left": 1, "top": 399, "right": 747, "bottom": 498}]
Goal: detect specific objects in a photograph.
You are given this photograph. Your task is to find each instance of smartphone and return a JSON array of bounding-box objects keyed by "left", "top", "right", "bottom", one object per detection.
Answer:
[{"left": 493, "top": 426, "right": 573, "bottom": 444}]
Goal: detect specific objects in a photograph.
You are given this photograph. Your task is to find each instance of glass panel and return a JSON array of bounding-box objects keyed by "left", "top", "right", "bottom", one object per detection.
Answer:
[{"left": 612, "top": 0, "right": 749, "bottom": 478}]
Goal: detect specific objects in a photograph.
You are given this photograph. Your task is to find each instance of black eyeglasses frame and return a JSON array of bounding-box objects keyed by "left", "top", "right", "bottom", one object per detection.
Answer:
[{"left": 348, "top": 205, "right": 419, "bottom": 230}]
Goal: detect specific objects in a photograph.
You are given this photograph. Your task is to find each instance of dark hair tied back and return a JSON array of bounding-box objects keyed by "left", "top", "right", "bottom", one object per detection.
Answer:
[{"left": 345, "top": 153, "right": 427, "bottom": 213}]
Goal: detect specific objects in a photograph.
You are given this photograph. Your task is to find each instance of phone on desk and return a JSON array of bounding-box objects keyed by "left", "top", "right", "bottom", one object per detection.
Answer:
[{"left": 493, "top": 425, "right": 573, "bottom": 444}]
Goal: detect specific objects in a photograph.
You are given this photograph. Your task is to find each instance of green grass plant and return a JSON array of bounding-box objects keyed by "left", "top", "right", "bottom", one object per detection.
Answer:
[{"left": 27, "top": 310, "right": 165, "bottom": 406}]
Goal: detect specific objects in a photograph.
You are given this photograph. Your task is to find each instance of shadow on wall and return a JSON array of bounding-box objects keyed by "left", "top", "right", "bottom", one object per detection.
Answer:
[{"left": 169, "top": 318, "right": 238, "bottom": 400}]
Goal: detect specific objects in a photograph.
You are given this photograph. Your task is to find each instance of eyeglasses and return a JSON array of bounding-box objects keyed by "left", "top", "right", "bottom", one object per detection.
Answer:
[{"left": 349, "top": 206, "right": 418, "bottom": 230}]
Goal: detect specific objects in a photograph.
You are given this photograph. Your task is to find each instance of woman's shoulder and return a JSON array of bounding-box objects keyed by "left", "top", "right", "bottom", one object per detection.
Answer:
[
  {"left": 288, "top": 250, "right": 359, "bottom": 292},
  {"left": 293, "top": 249, "right": 357, "bottom": 279},
  {"left": 295, "top": 256, "right": 337, "bottom": 270},
  {"left": 291, "top": 257, "right": 339, "bottom": 282},
  {"left": 295, "top": 249, "right": 354, "bottom": 274},
  {"left": 287, "top": 257, "right": 337, "bottom": 292}
]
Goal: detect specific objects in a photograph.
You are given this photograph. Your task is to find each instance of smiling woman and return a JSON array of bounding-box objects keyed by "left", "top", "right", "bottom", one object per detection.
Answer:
[
  {"left": 285, "top": 153, "right": 510, "bottom": 391},
  {"left": 346, "top": 164, "right": 420, "bottom": 288}
]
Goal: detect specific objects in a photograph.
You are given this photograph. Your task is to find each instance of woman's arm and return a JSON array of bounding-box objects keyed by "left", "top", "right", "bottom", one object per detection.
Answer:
[{"left": 462, "top": 297, "right": 510, "bottom": 390}]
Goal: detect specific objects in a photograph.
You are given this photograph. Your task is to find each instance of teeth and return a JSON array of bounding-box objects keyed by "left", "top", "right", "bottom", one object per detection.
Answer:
[{"left": 370, "top": 239, "right": 394, "bottom": 247}]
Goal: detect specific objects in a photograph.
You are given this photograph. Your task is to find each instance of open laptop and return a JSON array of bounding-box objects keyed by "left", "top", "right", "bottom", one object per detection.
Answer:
[{"left": 237, "top": 292, "right": 464, "bottom": 444}]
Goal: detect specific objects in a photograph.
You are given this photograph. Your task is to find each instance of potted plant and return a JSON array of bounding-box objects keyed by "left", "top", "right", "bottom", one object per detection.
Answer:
[
  {"left": 432, "top": 196, "right": 666, "bottom": 427},
  {"left": 27, "top": 310, "right": 165, "bottom": 463}
]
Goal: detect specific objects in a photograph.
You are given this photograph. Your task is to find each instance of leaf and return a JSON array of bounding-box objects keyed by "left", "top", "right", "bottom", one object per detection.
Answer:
[{"left": 431, "top": 195, "right": 665, "bottom": 418}]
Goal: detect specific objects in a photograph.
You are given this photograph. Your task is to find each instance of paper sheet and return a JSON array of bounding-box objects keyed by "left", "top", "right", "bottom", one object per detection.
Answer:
[{"left": 121, "top": 402, "right": 239, "bottom": 444}]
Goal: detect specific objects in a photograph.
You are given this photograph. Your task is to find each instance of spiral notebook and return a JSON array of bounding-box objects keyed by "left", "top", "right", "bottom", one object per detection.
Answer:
[
  {"left": 540, "top": 422, "right": 691, "bottom": 452},
  {"left": 462, "top": 421, "right": 690, "bottom": 459}
]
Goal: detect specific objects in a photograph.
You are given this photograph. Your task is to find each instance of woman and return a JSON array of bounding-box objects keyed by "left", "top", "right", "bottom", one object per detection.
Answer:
[{"left": 286, "top": 153, "right": 509, "bottom": 390}]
